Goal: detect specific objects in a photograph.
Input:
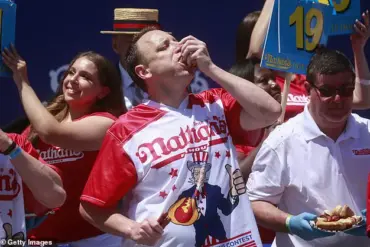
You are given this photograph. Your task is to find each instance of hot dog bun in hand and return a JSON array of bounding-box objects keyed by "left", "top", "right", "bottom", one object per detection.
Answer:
[{"left": 315, "top": 205, "right": 362, "bottom": 231}]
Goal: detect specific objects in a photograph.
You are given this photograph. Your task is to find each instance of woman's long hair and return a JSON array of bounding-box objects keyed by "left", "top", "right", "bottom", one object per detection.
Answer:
[
  {"left": 235, "top": 11, "right": 261, "bottom": 63},
  {"left": 27, "top": 51, "right": 126, "bottom": 144}
]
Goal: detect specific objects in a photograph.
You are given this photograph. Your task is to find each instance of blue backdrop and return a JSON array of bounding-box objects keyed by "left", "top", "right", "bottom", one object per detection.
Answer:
[{"left": 0, "top": 0, "right": 369, "bottom": 127}]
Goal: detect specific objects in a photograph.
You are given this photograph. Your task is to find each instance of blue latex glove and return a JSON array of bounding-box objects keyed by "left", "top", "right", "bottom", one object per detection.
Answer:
[
  {"left": 345, "top": 209, "right": 367, "bottom": 236},
  {"left": 287, "top": 212, "right": 335, "bottom": 241}
]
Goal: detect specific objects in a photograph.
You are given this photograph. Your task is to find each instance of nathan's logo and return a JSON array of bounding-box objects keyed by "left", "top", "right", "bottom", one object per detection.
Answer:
[
  {"left": 264, "top": 53, "right": 292, "bottom": 70},
  {"left": 136, "top": 116, "right": 228, "bottom": 165},
  {"left": 287, "top": 93, "right": 309, "bottom": 106},
  {"left": 352, "top": 148, "right": 370, "bottom": 156},
  {"left": 38, "top": 147, "right": 84, "bottom": 164},
  {"left": 0, "top": 168, "right": 21, "bottom": 201}
]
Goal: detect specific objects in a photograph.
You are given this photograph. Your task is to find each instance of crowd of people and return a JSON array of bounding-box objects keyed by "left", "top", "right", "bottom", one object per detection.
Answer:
[{"left": 0, "top": 2, "right": 369, "bottom": 247}]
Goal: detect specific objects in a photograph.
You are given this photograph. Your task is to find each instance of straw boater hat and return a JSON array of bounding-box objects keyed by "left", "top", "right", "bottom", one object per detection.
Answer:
[{"left": 101, "top": 8, "right": 161, "bottom": 34}]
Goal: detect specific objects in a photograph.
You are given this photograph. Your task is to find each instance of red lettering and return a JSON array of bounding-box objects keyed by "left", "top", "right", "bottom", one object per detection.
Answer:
[
  {"left": 136, "top": 137, "right": 170, "bottom": 163},
  {"left": 0, "top": 175, "right": 11, "bottom": 191},
  {"left": 209, "top": 122, "right": 221, "bottom": 136},
  {"left": 191, "top": 128, "right": 201, "bottom": 143},
  {"left": 167, "top": 136, "right": 187, "bottom": 152},
  {"left": 136, "top": 115, "right": 229, "bottom": 164},
  {"left": 219, "top": 120, "right": 227, "bottom": 133},
  {"left": 185, "top": 126, "right": 195, "bottom": 144},
  {"left": 352, "top": 149, "right": 370, "bottom": 155},
  {"left": 197, "top": 125, "right": 210, "bottom": 141},
  {"left": 0, "top": 169, "right": 21, "bottom": 200}
]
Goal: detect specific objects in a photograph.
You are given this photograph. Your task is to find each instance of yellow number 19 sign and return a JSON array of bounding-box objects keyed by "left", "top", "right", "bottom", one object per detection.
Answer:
[
  {"left": 289, "top": 6, "right": 324, "bottom": 52},
  {"left": 0, "top": 0, "right": 16, "bottom": 77}
]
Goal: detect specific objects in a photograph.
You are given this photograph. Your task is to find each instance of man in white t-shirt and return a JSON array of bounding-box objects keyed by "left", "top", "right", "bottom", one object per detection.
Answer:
[
  {"left": 79, "top": 27, "right": 282, "bottom": 247},
  {"left": 0, "top": 129, "right": 65, "bottom": 244},
  {"left": 247, "top": 48, "right": 370, "bottom": 247}
]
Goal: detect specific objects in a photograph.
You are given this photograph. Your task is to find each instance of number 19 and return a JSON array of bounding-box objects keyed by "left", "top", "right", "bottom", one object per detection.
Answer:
[{"left": 289, "top": 6, "right": 323, "bottom": 52}]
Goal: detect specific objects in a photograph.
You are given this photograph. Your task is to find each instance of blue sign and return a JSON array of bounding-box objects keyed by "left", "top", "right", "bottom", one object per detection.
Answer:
[
  {"left": 0, "top": 0, "right": 16, "bottom": 78},
  {"left": 306, "top": 0, "right": 361, "bottom": 35},
  {"left": 280, "top": 0, "right": 331, "bottom": 53},
  {"left": 261, "top": 0, "right": 332, "bottom": 74}
]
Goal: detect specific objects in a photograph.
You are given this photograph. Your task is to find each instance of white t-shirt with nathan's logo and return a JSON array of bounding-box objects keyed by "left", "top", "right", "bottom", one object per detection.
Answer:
[
  {"left": 82, "top": 88, "right": 262, "bottom": 247},
  {"left": 0, "top": 154, "right": 25, "bottom": 242}
]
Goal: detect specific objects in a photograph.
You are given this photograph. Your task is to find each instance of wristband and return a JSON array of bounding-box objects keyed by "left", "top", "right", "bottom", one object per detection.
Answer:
[
  {"left": 8, "top": 146, "right": 22, "bottom": 160},
  {"left": 357, "top": 78, "right": 370, "bottom": 86},
  {"left": 285, "top": 214, "right": 292, "bottom": 233},
  {"left": 0, "top": 141, "right": 17, "bottom": 155}
]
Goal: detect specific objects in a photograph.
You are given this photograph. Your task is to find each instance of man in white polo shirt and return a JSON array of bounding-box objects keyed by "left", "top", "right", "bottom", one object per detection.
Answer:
[{"left": 247, "top": 47, "right": 370, "bottom": 247}]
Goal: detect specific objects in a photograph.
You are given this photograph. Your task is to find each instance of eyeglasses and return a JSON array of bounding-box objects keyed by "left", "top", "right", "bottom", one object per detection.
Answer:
[{"left": 310, "top": 83, "right": 355, "bottom": 98}]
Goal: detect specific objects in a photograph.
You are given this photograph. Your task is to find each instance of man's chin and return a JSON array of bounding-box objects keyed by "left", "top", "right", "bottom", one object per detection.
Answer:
[
  {"left": 176, "top": 70, "right": 195, "bottom": 79},
  {"left": 324, "top": 113, "right": 350, "bottom": 124}
]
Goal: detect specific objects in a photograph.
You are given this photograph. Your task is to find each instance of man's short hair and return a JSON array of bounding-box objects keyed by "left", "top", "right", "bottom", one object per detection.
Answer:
[
  {"left": 126, "top": 26, "right": 160, "bottom": 92},
  {"left": 306, "top": 47, "right": 355, "bottom": 85}
]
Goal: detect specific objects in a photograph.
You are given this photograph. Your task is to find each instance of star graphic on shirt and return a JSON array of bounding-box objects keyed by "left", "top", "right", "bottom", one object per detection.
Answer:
[
  {"left": 215, "top": 151, "right": 221, "bottom": 159},
  {"left": 169, "top": 168, "right": 178, "bottom": 178},
  {"left": 159, "top": 191, "right": 168, "bottom": 199},
  {"left": 7, "top": 209, "right": 12, "bottom": 218},
  {"left": 226, "top": 151, "right": 231, "bottom": 158},
  {"left": 172, "top": 185, "right": 177, "bottom": 191}
]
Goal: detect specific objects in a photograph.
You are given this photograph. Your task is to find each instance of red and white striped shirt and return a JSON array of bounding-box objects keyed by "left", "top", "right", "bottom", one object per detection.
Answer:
[{"left": 82, "top": 88, "right": 262, "bottom": 247}]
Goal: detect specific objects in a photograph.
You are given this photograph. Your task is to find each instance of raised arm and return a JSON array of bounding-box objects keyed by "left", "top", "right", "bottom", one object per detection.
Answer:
[
  {"left": 247, "top": 0, "right": 274, "bottom": 59},
  {"left": 2, "top": 46, "right": 115, "bottom": 151},
  {"left": 0, "top": 130, "right": 65, "bottom": 209},
  {"left": 351, "top": 10, "right": 370, "bottom": 110},
  {"left": 180, "top": 36, "right": 281, "bottom": 130}
]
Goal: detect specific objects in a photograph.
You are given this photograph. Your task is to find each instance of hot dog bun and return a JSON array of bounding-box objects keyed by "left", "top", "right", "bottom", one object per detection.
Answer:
[{"left": 314, "top": 205, "right": 361, "bottom": 231}]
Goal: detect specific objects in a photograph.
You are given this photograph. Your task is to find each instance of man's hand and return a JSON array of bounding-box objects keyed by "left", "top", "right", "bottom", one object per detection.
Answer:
[
  {"left": 157, "top": 212, "right": 170, "bottom": 228},
  {"left": 351, "top": 10, "right": 369, "bottom": 51},
  {"left": 179, "top": 36, "right": 214, "bottom": 74},
  {"left": 129, "top": 218, "right": 164, "bottom": 246},
  {"left": 287, "top": 213, "right": 335, "bottom": 241}
]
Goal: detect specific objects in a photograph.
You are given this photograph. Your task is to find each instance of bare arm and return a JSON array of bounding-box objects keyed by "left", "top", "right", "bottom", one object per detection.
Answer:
[
  {"left": 351, "top": 11, "right": 370, "bottom": 110},
  {"left": 12, "top": 150, "right": 66, "bottom": 209},
  {"left": 205, "top": 65, "right": 281, "bottom": 130},
  {"left": 180, "top": 36, "right": 281, "bottom": 129},
  {"left": 79, "top": 202, "right": 134, "bottom": 238},
  {"left": 0, "top": 132, "right": 65, "bottom": 209},
  {"left": 19, "top": 84, "right": 114, "bottom": 151},
  {"left": 252, "top": 200, "right": 289, "bottom": 233},
  {"left": 352, "top": 48, "right": 370, "bottom": 109},
  {"left": 238, "top": 143, "right": 262, "bottom": 181},
  {"left": 247, "top": 0, "right": 274, "bottom": 59},
  {"left": 80, "top": 202, "right": 166, "bottom": 245},
  {"left": 2, "top": 46, "right": 115, "bottom": 151}
]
